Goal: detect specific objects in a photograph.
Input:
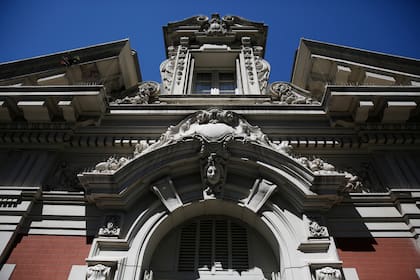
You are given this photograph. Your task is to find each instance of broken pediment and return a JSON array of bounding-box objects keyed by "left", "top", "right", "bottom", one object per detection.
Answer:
[
  {"left": 78, "top": 108, "right": 364, "bottom": 210},
  {"left": 163, "top": 14, "right": 268, "bottom": 57}
]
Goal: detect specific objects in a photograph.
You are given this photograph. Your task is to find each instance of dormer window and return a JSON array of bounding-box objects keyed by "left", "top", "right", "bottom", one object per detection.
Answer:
[{"left": 193, "top": 71, "right": 236, "bottom": 94}]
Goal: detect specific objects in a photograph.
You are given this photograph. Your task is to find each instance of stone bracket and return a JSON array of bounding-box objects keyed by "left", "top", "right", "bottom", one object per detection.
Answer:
[
  {"left": 151, "top": 177, "right": 183, "bottom": 212},
  {"left": 298, "top": 240, "right": 330, "bottom": 253},
  {"left": 244, "top": 178, "right": 277, "bottom": 213}
]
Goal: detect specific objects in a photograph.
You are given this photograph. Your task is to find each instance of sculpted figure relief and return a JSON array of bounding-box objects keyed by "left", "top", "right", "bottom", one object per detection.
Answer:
[
  {"left": 114, "top": 81, "right": 159, "bottom": 104},
  {"left": 296, "top": 157, "right": 336, "bottom": 174},
  {"left": 160, "top": 46, "right": 177, "bottom": 93},
  {"left": 94, "top": 156, "right": 128, "bottom": 173},
  {"left": 86, "top": 108, "right": 366, "bottom": 193},
  {"left": 270, "top": 82, "right": 320, "bottom": 105},
  {"left": 202, "top": 153, "right": 225, "bottom": 196}
]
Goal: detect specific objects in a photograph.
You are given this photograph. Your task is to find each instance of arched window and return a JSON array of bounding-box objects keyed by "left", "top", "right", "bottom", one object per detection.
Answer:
[{"left": 150, "top": 216, "right": 279, "bottom": 280}]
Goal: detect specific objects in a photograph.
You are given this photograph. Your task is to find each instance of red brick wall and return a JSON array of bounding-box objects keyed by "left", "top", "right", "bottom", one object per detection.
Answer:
[
  {"left": 6, "top": 235, "right": 91, "bottom": 280},
  {"left": 336, "top": 237, "right": 420, "bottom": 280}
]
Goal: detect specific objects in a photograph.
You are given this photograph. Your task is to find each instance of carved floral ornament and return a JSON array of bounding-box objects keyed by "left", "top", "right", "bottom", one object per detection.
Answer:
[
  {"left": 309, "top": 219, "right": 329, "bottom": 238},
  {"left": 269, "top": 82, "right": 320, "bottom": 105},
  {"left": 98, "top": 216, "right": 120, "bottom": 237},
  {"left": 86, "top": 264, "right": 111, "bottom": 280},
  {"left": 113, "top": 81, "right": 160, "bottom": 105},
  {"left": 87, "top": 108, "right": 365, "bottom": 193},
  {"left": 314, "top": 267, "right": 343, "bottom": 280}
]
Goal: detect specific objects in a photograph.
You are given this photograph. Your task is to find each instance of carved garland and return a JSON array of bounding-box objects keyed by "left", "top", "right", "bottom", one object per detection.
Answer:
[
  {"left": 113, "top": 81, "right": 160, "bottom": 105},
  {"left": 269, "top": 82, "right": 320, "bottom": 105},
  {"left": 87, "top": 108, "right": 365, "bottom": 193}
]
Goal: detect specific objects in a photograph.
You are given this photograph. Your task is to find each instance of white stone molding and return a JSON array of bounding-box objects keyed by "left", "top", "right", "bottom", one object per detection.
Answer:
[
  {"left": 160, "top": 46, "right": 177, "bottom": 94},
  {"left": 314, "top": 266, "right": 343, "bottom": 280},
  {"left": 93, "top": 156, "right": 129, "bottom": 173},
  {"left": 80, "top": 108, "right": 368, "bottom": 210},
  {"left": 86, "top": 264, "right": 111, "bottom": 280},
  {"left": 98, "top": 216, "right": 121, "bottom": 237},
  {"left": 309, "top": 219, "right": 329, "bottom": 239},
  {"left": 143, "top": 270, "right": 153, "bottom": 280},
  {"left": 0, "top": 264, "right": 15, "bottom": 280},
  {"left": 113, "top": 81, "right": 160, "bottom": 105},
  {"left": 243, "top": 178, "right": 277, "bottom": 213},
  {"left": 254, "top": 46, "right": 270, "bottom": 93},
  {"left": 269, "top": 82, "right": 321, "bottom": 105},
  {"left": 151, "top": 177, "right": 182, "bottom": 212},
  {"left": 0, "top": 86, "right": 107, "bottom": 124}
]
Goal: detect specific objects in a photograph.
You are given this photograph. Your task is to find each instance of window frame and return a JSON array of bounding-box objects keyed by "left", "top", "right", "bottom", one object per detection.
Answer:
[{"left": 191, "top": 68, "right": 237, "bottom": 95}]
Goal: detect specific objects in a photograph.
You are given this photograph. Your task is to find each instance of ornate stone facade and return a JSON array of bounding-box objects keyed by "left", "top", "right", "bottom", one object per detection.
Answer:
[{"left": 1, "top": 13, "right": 420, "bottom": 280}]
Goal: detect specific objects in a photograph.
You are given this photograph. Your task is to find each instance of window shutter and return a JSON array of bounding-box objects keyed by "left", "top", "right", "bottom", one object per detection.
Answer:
[
  {"left": 178, "top": 222, "right": 197, "bottom": 271},
  {"left": 178, "top": 218, "right": 249, "bottom": 271}
]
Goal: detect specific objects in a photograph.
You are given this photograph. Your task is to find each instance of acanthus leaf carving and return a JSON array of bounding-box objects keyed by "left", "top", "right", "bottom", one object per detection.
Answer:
[
  {"left": 84, "top": 108, "right": 366, "bottom": 193},
  {"left": 269, "top": 82, "right": 320, "bottom": 105},
  {"left": 254, "top": 46, "right": 270, "bottom": 93},
  {"left": 113, "top": 81, "right": 160, "bottom": 104},
  {"left": 308, "top": 219, "right": 329, "bottom": 238},
  {"left": 143, "top": 270, "right": 153, "bottom": 280},
  {"left": 296, "top": 157, "right": 336, "bottom": 174},
  {"left": 200, "top": 13, "right": 227, "bottom": 35},
  {"left": 86, "top": 264, "right": 111, "bottom": 280},
  {"left": 342, "top": 171, "right": 366, "bottom": 193},
  {"left": 160, "top": 46, "right": 177, "bottom": 94},
  {"left": 314, "top": 267, "right": 343, "bottom": 280},
  {"left": 93, "top": 156, "right": 129, "bottom": 173},
  {"left": 98, "top": 216, "right": 120, "bottom": 237}
]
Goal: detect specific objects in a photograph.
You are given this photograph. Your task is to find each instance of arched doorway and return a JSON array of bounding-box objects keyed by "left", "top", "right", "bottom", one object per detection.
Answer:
[{"left": 149, "top": 215, "right": 279, "bottom": 280}]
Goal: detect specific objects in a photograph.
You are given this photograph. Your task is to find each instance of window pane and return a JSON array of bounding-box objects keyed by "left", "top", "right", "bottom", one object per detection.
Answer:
[
  {"left": 194, "top": 72, "right": 212, "bottom": 94},
  {"left": 219, "top": 73, "right": 234, "bottom": 81},
  {"left": 219, "top": 82, "right": 235, "bottom": 91},
  {"left": 196, "top": 72, "right": 212, "bottom": 81},
  {"left": 195, "top": 82, "right": 212, "bottom": 93}
]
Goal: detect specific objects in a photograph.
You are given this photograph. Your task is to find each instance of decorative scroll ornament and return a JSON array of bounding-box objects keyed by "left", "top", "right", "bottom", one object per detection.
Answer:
[
  {"left": 160, "top": 46, "right": 177, "bottom": 93},
  {"left": 269, "top": 82, "right": 320, "bottom": 105},
  {"left": 86, "top": 108, "right": 365, "bottom": 193},
  {"left": 94, "top": 156, "right": 129, "bottom": 173},
  {"left": 86, "top": 264, "right": 111, "bottom": 280},
  {"left": 98, "top": 216, "right": 120, "bottom": 237},
  {"left": 314, "top": 267, "right": 342, "bottom": 280},
  {"left": 134, "top": 140, "right": 150, "bottom": 157},
  {"left": 242, "top": 37, "right": 256, "bottom": 85},
  {"left": 201, "top": 14, "right": 227, "bottom": 35},
  {"left": 309, "top": 220, "right": 329, "bottom": 238},
  {"left": 342, "top": 171, "right": 366, "bottom": 193},
  {"left": 296, "top": 157, "right": 336, "bottom": 174},
  {"left": 175, "top": 38, "right": 189, "bottom": 85},
  {"left": 143, "top": 270, "right": 153, "bottom": 280},
  {"left": 255, "top": 56, "right": 270, "bottom": 93},
  {"left": 114, "top": 81, "right": 160, "bottom": 104}
]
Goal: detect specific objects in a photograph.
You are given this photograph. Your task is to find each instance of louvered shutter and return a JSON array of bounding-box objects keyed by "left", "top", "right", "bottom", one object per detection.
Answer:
[{"left": 177, "top": 218, "right": 249, "bottom": 272}]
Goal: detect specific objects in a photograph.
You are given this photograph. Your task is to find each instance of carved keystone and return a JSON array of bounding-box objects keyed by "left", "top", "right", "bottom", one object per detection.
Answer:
[
  {"left": 244, "top": 179, "right": 277, "bottom": 213},
  {"left": 151, "top": 177, "right": 183, "bottom": 212}
]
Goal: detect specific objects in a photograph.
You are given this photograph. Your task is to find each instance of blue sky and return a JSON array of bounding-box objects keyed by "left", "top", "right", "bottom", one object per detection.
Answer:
[{"left": 1, "top": 0, "right": 419, "bottom": 83}]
